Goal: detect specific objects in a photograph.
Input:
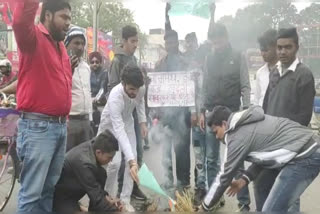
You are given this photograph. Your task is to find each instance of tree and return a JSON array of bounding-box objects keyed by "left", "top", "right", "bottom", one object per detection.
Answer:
[
  {"left": 297, "top": 3, "right": 320, "bottom": 77},
  {"left": 70, "top": 0, "right": 148, "bottom": 63},
  {"left": 216, "top": 0, "right": 298, "bottom": 51},
  {"left": 70, "top": 0, "right": 135, "bottom": 43}
]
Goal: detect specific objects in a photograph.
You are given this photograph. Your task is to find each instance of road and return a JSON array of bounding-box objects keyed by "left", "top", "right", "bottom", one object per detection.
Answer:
[{"left": 3, "top": 137, "right": 320, "bottom": 213}]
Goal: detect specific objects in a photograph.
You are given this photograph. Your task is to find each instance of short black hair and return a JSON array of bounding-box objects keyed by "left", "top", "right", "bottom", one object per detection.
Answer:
[
  {"left": 207, "top": 106, "right": 232, "bottom": 127},
  {"left": 258, "top": 29, "right": 278, "bottom": 50},
  {"left": 277, "top": 27, "right": 299, "bottom": 46},
  {"left": 208, "top": 23, "right": 228, "bottom": 40},
  {"left": 121, "top": 64, "right": 144, "bottom": 88},
  {"left": 40, "top": 0, "right": 71, "bottom": 24},
  {"left": 93, "top": 130, "right": 119, "bottom": 153},
  {"left": 164, "top": 30, "right": 178, "bottom": 41},
  {"left": 122, "top": 25, "right": 138, "bottom": 40}
]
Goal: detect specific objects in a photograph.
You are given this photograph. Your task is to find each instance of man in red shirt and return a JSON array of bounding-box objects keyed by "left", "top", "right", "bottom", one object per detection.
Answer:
[
  {"left": 12, "top": 0, "right": 75, "bottom": 212},
  {"left": 0, "top": 59, "right": 16, "bottom": 89}
]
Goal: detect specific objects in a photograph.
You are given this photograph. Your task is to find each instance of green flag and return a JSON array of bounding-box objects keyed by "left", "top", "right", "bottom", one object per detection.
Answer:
[
  {"left": 138, "top": 164, "right": 176, "bottom": 211},
  {"left": 138, "top": 163, "right": 168, "bottom": 197},
  {"left": 169, "top": 0, "right": 213, "bottom": 19}
]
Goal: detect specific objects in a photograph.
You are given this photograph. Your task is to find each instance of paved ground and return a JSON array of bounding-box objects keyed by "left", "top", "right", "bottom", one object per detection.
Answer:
[{"left": 3, "top": 135, "right": 320, "bottom": 213}]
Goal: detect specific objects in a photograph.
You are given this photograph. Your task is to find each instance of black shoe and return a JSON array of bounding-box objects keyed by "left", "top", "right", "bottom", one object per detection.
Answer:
[
  {"left": 194, "top": 188, "right": 206, "bottom": 206},
  {"left": 237, "top": 203, "right": 250, "bottom": 212},
  {"left": 132, "top": 183, "right": 147, "bottom": 201},
  {"left": 219, "top": 195, "right": 225, "bottom": 207},
  {"left": 143, "top": 145, "right": 150, "bottom": 150}
]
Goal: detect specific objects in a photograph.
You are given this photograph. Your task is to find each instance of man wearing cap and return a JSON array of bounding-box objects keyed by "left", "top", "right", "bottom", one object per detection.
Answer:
[
  {"left": 0, "top": 59, "right": 16, "bottom": 89},
  {"left": 65, "top": 26, "right": 93, "bottom": 151}
]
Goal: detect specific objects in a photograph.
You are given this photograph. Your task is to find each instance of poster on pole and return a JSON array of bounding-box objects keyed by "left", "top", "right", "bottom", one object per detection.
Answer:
[{"left": 147, "top": 71, "right": 195, "bottom": 107}]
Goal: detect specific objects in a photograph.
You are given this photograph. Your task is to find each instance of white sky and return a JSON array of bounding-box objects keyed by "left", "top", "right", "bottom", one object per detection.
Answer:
[{"left": 123, "top": 0, "right": 311, "bottom": 42}]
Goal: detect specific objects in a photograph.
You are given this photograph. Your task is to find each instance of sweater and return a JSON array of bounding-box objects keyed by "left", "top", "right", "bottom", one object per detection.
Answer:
[{"left": 263, "top": 61, "right": 315, "bottom": 126}]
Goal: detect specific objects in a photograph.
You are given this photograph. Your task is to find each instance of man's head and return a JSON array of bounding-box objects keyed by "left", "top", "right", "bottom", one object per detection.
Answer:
[
  {"left": 208, "top": 23, "right": 229, "bottom": 52},
  {"left": 207, "top": 106, "right": 232, "bottom": 141},
  {"left": 93, "top": 130, "right": 119, "bottom": 166},
  {"left": 0, "top": 59, "right": 11, "bottom": 76},
  {"left": 164, "top": 30, "right": 179, "bottom": 54},
  {"left": 121, "top": 64, "right": 144, "bottom": 99},
  {"left": 185, "top": 32, "right": 198, "bottom": 53},
  {"left": 122, "top": 25, "right": 138, "bottom": 56},
  {"left": 40, "top": 0, "right": 71, "bottom": 42},
  {"left": 65, "top": 27, "right": 86, "bottom": 58},
  {"left": 277, "top": 28, "right": 299, "bottom": 67},
  {"left": 258, "top": 29, "right": 278, "bottom": 64},
  {"left": 89, "top": 51, "right": 103, "bottom": 72}
]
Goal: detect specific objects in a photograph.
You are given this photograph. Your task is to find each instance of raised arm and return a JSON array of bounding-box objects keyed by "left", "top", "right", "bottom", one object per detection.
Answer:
[
  {"left": 165, "top": 3, "right": 172, "bottom": 32},
  {"left": 207, "top": 2, "right": 216, "bottom": 39},
  {"left": 12, "top": 0, "right": 38, "bottom": 53}
]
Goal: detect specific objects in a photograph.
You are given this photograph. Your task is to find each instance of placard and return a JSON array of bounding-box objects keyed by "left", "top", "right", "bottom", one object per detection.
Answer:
[{"left": 147, "top": 71, "right": 195, "bottom": 107}]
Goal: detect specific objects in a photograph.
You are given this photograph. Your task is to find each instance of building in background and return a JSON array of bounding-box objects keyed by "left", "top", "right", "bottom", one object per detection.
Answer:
[{"left": 136, "top": 28, "right": 166, "bottom": 70}]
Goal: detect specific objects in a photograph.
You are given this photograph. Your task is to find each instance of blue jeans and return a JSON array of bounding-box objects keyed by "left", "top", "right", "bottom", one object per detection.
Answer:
[
  {"left": 254, "top": 168, "right": 299, "bottom": 211},
  {"left": 16, "top": 118, "right": 67, "bottom": 212},
  {"left": 192, "top": 127, "right": 206, "bottom": 190},
  {"left": 206, "top": 125, "right": 250, "bottom": 206},
  {"left": 262, "top": 148, "right": 320, "bottom": 211}
]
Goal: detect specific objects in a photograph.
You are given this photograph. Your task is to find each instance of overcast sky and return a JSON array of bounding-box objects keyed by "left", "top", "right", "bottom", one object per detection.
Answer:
[{"left": 123, "top": 0, "right": 311, "bottom": 42}]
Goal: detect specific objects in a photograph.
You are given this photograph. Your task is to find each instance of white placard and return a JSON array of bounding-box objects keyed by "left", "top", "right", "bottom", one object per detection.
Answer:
[{"left": 147, "top": 71, "right": 195, "bottom": 107}]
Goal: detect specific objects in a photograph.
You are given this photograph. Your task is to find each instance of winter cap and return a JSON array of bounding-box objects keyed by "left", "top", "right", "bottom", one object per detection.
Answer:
[{"left": 64, "top": 26, "right": 86, "bottom": 47}]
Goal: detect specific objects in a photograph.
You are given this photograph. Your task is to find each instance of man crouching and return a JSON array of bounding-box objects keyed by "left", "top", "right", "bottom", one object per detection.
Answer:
[{"left": 53, "top": 130, "right": 123, "bottom": 213}]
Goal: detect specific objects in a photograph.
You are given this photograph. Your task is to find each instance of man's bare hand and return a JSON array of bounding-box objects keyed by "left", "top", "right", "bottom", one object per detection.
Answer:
[
  {"left": 226, "top": 178, "right": 247, "bottom": 197},
  {"left": 106, "top": 196, "right": 123, "bottom": 211},
  {"left": 71, "top": 55, "right": 79, "bottom": 72},
  {"left": 166, "top": 3, "right": 171, "bottom": 14},
  {"left": 210, "top": 2, "right": 216, "bottom": 15},
  {"left": 191, "top": 113, "right": 198, "bottom": 127},
  {"left": 129, "top": 160, "right": 139, "bottom": 184},
  {"left": 199, "top": 113, "right": 206, "bottom": 132},
  {"left": 140, "top": 122, "right": 148, "bottom": 139}
]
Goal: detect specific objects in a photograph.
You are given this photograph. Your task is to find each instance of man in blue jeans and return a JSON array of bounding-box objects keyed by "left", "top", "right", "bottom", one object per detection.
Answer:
[
  {"left": 202, "top": 105, "right": 320, "bottom": 212},
  {"left": 13, "top": 0, "right": 76, "bottom": 212},
  {"left": 199, "top": 23, "right": 251, "bottom": 211}
]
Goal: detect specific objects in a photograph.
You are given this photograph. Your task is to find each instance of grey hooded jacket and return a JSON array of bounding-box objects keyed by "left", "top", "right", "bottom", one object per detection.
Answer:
[
  {"left": 106, "top": 47, "right": 137, "bottom": 98},
  {"left": 202, "top": 106, "right": 319, "bottom": 210}
]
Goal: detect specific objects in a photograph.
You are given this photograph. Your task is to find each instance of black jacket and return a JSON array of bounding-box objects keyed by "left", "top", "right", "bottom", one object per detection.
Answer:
[
  {"left": 90, "top": 67, "right": 107, "bottom": 98},
  {"left": 53, "top": 141, "right": 117, "bottom": 213},
  {"left": 201, "top": 46, "right": 250, "bottom": 112}
]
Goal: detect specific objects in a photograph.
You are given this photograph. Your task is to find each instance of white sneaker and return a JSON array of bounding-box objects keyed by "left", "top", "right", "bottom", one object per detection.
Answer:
[{"left": 124, "top": 202, "right": 135, "bottom": 212}]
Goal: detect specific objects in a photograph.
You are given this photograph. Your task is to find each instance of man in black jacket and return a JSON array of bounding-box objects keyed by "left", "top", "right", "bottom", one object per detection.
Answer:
[
  {"left": 53, "top": 130, "right": 122, "bottom": 213},
  {"left": 199, "top": 23, "right": 251, "bottom": 211}
]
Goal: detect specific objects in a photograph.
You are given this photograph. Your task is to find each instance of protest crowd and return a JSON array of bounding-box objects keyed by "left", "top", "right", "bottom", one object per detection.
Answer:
[{"left": 2, "top": 0, "right": 320, "bottom": 213}]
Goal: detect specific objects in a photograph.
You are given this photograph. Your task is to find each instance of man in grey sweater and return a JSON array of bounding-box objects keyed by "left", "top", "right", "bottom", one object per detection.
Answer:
[
  {"left": 260, "top": 27, "right": 315, "bottom": 211},
  {"left": 201, "top": 106, "right": 320, "bottom": 212}
]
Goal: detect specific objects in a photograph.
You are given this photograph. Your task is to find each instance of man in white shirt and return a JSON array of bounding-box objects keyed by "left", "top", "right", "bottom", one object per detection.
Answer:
[
  {"left": 254, "top": 29, "right": 278, "bottom": 106},
  {"left": 97, "top": 65, "right": 147, "bottom": 212},
  {"left": 65, "top": 27, "right": 93, "bottom": 151}
]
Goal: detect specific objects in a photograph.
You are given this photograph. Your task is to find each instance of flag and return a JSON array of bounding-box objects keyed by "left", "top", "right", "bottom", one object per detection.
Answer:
[
  {"left": 0, "top": 3, "right": 12, "bottom": 26},
  {"left": 169, "top": 0, "right": 214, "bottom": 19}
]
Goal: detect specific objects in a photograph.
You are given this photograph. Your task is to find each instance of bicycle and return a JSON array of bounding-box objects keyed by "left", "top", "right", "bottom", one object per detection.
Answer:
[{"left": 0, "top": 92, "right": 20, "bottom": 211}]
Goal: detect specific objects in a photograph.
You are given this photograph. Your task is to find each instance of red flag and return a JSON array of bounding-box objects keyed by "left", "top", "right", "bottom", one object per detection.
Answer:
[{"left": 0, "top": 3, "right": 12, "bottom": 26}]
